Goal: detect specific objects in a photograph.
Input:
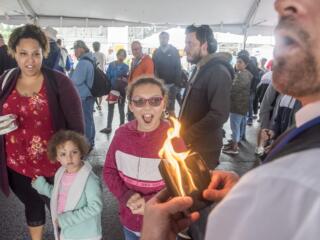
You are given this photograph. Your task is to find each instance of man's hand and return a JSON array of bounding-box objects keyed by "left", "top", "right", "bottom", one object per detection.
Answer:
[
  {"left": 203, "top": 170, "right": 239, "bottom": 202},
  {"left": 141, "top": 189, "right": 200, "bottom": 240},
  {"left": 261, "top": 129, "right": 275, "bottom": 142},
  {"left": 55, "top": 218, "right": 59, "bottom": 227}
]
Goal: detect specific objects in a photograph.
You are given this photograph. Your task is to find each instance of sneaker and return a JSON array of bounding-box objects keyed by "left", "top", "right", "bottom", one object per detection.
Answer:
[
  {"left": 223, "top": 140, "right": 233, "bottom": 148},
  {"left": 177, "top": 229, "right": 192, "bottom": 239},
  {"left": 255, "top": 146, "right": 264, "bottom": 156},
  {"left": 100, "top": 127, "right": 112, "bottom": 134},
  {"left": 223, "top": 147, "right": 239, "bottom": 155},
  {"left": 223, "top": 144, "right": 234, "bottom": 151}
]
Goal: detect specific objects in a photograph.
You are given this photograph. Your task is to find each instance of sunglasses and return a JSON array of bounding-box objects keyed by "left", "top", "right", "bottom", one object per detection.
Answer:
[{"left": 130, "top": 96, "right": 163, "bottom": 107}]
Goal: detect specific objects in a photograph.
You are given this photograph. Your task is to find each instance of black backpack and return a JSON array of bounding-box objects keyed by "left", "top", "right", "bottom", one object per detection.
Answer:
[{"left": 82, "top": 57, "right": 111, "bottom": 97}]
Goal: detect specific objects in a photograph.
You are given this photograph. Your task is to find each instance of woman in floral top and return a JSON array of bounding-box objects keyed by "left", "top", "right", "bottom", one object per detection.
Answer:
[{"left": 0, "top": 24, "right": 84, "bottom": 240}]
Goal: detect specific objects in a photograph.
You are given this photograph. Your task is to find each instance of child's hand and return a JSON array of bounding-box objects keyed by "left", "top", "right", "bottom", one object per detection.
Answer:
[
  {"left": 31, "top": 175, "right": 39, "bottom": 183},
  {"left": 31, "top": 175, "right": 46, "bottom": 190},
  {"left": 126, "top": 193, "right": 146, "bottom": 215},
  {"left": 131, "top": 197, "right": 146, "bottom": 215},
  {"left": 126, "top": 193, "right": 141, "bottom": 210},
  {"left": 55, "top": 218, "right": 59, "bottom": 227}
]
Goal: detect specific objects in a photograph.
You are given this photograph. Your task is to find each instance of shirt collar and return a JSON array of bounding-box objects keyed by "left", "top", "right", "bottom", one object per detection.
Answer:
[{"left": 295, "top": 100, "right": 320, "bottom": 127}]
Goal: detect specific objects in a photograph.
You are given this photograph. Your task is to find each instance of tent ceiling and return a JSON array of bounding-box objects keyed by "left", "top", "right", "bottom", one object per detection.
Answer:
[{"left": 0, "top": 0, "right": 277, "bottom": 35}]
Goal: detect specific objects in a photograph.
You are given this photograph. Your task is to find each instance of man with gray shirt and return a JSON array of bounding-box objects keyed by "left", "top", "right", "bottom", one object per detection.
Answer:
[{"left": 152, "top": 32, "right": 181, "bottom": 116}]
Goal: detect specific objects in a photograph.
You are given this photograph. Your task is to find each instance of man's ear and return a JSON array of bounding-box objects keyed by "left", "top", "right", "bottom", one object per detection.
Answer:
[{"left": 200, "top": 42, "right": 209, "bottom": 56}]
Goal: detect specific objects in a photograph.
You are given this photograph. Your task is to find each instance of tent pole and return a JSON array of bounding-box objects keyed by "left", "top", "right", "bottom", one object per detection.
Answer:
[
  {"left": 17, "top": 0, "right": 39, "bottom": 24},
  {"left": 243, "top": 27, "right": 248, "bottom": 50},
  {"left": 242, "top": 0, "right": 261, "bottom": 49}
]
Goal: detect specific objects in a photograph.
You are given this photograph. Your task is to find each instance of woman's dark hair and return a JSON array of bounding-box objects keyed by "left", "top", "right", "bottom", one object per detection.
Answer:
[
  {"left": 8, "top": 24, "right": 49, "bottom": 58},
  {"left": 116, "top": 48, "right": 127, "bottom": 58},
  {"left": 185, "top": 25, "right": 217, "bottom": 54},
  {"left": 47, "top": 130, "right": 89, "bottom": 162},
  {"left": 250, "top": 56, "right": 258, "bottom": 67},
  {"left": 237, "top": 54, "right": 250, "bottom": 65},
  {"left": 127, "top": 77, "right": 167, "bottom": 101}
]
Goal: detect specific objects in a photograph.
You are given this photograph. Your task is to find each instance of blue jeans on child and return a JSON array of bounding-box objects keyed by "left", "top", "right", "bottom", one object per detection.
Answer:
[
  {"left": 230, "top": 113, "right": 247, "bottom": 143},
  {"left": 123, "top": 227, "right": 140, "bottom": 240}
]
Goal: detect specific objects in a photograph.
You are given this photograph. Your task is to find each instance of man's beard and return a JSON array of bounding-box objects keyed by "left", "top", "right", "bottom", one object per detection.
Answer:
[
  {"left": 273, "top": 17, "right": 320, "bottom": 98},
  {"left": 188, "top": 51, "right": 202, "bottom": 64}
]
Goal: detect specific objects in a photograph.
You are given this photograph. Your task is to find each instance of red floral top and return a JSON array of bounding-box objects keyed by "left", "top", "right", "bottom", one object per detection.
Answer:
[{"left": 2, "top": 83, "right": 60, "bottom": 178}]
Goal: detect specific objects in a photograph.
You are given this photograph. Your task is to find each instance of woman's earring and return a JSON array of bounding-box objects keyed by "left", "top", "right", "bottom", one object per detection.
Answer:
[{"left": 162, "top": 110, "right": 169, "bottom": 119}]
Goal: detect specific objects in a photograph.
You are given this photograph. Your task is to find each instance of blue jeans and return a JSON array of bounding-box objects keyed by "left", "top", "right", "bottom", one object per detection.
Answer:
[
  {"left": 165, "top": 83, "right": 176, "bottom": 113},
  {"left": 81, "top": 96, "right": 95, "bottom": 146},
  {"left": 247, "top": 93, "right": 254, "bottom": 123},
  {"left": 240, "top": 115, "right": 246, "bottom": 140},
  {"left": 123, "top": 227, "right": 140, "bottom": 240},
  {"left": 230, "top": 113, "right": 246, "bottom": 143}
]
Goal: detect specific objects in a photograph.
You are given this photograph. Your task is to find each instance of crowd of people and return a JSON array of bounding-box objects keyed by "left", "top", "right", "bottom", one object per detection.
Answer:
[{"left": 1, "top": 0, "right": 320, "bottom": 239}]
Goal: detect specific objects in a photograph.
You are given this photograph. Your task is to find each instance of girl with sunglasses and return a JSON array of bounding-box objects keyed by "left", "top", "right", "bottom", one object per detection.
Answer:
[{"left": 103, "top": 77, "right": 169, "bottom": 240}]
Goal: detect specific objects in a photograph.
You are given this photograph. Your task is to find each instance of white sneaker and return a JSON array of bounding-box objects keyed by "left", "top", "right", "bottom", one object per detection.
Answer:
[
  {"left": 255, "top": 146, "right": 264, "bottom": 155},
  {"left": 178, "top": 228, "right": 192, "bottom": 239}
]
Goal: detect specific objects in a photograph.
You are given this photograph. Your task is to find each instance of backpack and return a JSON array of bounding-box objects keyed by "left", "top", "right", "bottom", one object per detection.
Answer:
[{"left": 83, "top": 57, "right": 111, "bottom": 97}]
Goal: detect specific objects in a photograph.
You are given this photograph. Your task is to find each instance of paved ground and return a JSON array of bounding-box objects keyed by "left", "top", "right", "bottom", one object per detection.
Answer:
[{"left": 0, "top": 100, "right": 260, "bottom": 240}]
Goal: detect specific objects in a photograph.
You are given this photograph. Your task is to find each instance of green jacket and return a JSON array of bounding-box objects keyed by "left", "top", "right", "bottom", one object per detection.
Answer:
[
  {"left": 32, "top": 162, "right": 102, "bottom": 240},
  {"left": 230, "top": 69, "right": 253, "bottom": 115}
]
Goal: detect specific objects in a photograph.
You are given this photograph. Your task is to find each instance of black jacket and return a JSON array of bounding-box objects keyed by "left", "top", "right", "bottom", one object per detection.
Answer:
[
  {"left": 246, "top": 62, "right": 260, "bottom": 94},
  {"left": 43, "top": 40, "right": 61, "bottom": 70},
  {"left": 0, "top": 45, "right": 17, "bottom": 76},
  {"left": 152, "top": 45, "right": 181, "bottom": 85},
  {"left": 179, "top": 53, "right": 234, "bottom": 153}
]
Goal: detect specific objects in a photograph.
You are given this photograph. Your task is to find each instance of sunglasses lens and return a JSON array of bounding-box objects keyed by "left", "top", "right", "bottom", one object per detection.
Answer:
[
  {"left": 149, "top": 97, "right": 163, "bottom": 106},
  {"left": 132, "top": 98, "right": 146, "bottom": 107},
  {"left": 131, "top": 97, "right": 163, "bottom": 107}
]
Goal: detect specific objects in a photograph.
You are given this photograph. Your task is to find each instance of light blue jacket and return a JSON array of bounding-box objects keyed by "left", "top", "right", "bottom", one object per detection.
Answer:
[
  {"left": 32, "top": 162, "right": 103, "bottom": 240},
  {"left": 70, "top": 52, "right": 95, "bottom": 100}
]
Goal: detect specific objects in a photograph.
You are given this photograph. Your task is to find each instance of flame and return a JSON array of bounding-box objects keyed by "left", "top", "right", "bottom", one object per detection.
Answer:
[{"left": 159, "top": 117, "right": 197, "bottom": 196}]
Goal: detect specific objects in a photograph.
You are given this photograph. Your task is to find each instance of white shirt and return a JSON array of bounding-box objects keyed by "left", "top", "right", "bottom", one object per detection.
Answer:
[
  {"left": 93, "top": 51, "right": 106, "bottom": 72},
  {"left": 205, "top": 100, "right": 320, "bottom": 240}
]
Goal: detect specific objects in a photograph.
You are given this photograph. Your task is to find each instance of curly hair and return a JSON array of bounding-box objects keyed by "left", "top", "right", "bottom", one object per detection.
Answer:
[
  {"left": 8, "top": 24, "right": 49, "bottom": 58},
  {"left": 47, "top": 130, "right": 89, "bottom": 162}
]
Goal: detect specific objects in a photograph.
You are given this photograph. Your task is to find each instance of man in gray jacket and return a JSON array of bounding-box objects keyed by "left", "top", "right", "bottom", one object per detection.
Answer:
[{"left": 70, "top": 40, "right": 95, "bottom": 149}]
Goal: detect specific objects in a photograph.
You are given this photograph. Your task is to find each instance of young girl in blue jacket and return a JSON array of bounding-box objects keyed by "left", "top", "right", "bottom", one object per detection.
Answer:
[{"left": 32, "top": 130, "right": 103, "bottom": 240}]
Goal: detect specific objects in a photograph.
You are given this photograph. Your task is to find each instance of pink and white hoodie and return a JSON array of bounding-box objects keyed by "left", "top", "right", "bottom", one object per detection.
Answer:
[{"left": 103, "top": 120, "right": 169, "bottom": 232}]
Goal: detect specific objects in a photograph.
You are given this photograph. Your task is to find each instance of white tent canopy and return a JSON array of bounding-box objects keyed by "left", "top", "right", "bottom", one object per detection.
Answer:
[
  {"left": 141, "top": 28, "right": 275, "bottom": 49},
  {"left": 1, "top": 0, "right": 277, "bottom": 35}
]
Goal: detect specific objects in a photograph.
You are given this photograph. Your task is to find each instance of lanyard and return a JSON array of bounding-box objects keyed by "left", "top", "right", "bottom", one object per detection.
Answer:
[{"left": 264, "top": 116, "right": 320, "bottom": 163}]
